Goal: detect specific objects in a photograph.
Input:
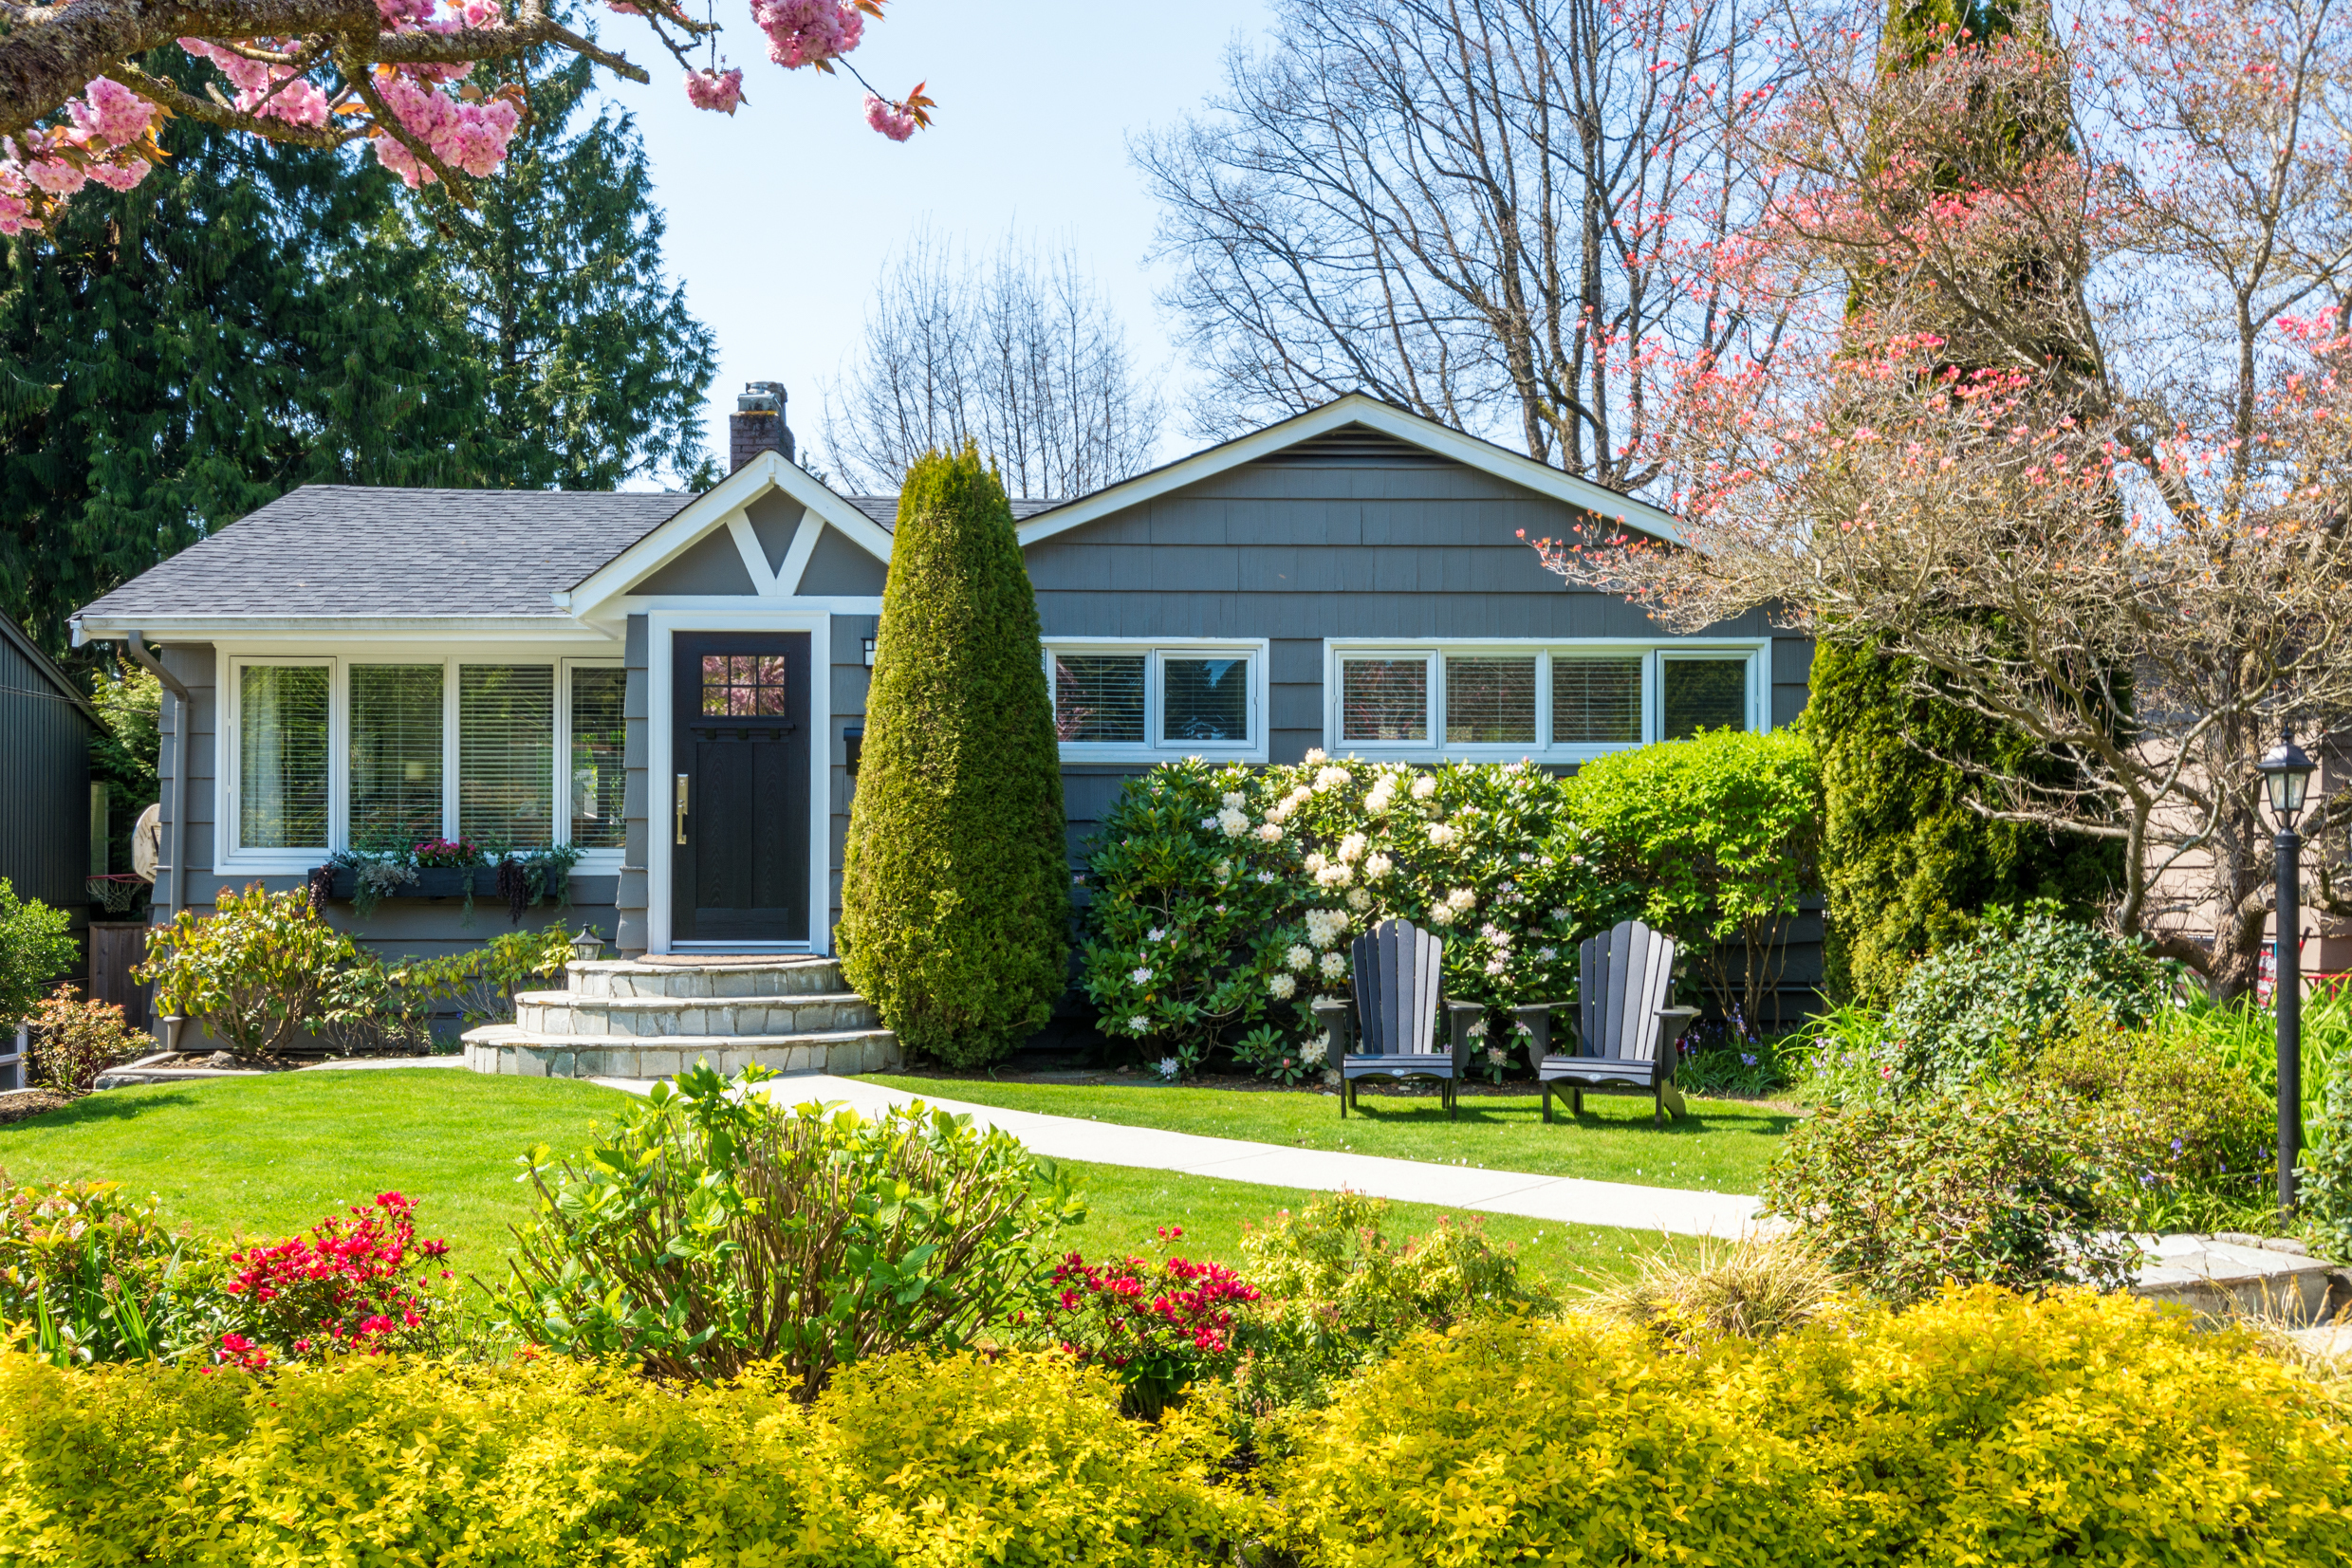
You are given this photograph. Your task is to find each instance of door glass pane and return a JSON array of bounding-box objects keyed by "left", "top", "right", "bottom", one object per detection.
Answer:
[
  {"left": 349, "top": 665, "right": 444, "bottom": 851},
  {"left": 1053, "top": 655, "right": 1145, "bottom": 742},
  {"left": 570, "top": 667, "right": 627, "bottom": 849},
  {"left": 459, "top": 665, "right": 554, "bottom": 848},
  {"left": 1163, "top": 657, "right": 1250, "bottom": 744},
  {"left": 1662, "top": 656, "right": 1750, "bottom": 739},
  {"left": 239, "top": 665, "right": 329, "bottom": 848},
  {"left": 1552, "top": 656, "right": 1642, "bottom": 746},
  {"left": 701, "top": 653, "right": 790, "bottom": 715},
  {"left": 1444, "top": 656, "right": 1537, "bottom": 745},
  {"left": 1342, "top": 659, "right": 1428, "bottom": 742}
]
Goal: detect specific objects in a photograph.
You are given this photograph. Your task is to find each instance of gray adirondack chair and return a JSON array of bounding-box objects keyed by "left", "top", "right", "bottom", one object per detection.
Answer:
[
  {"left": 1312, "top": 918, "right": 1483, "bottom": 1120},
  {"left": 1514, "top": 919, "right": 1699, "bottom": 1125}
]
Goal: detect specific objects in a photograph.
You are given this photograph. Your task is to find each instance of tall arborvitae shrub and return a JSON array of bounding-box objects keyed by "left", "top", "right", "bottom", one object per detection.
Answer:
[
  {"left": 839, "top": 445, "right": 1068, "bottom": 1066},
  {"left": 1811, "top": 638, "right": 2118, "bottom": 1007}
]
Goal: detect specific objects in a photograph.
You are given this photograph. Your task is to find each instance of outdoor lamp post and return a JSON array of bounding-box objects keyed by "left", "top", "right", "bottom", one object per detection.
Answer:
[
  {"left": 569, "top": 927, "right": 606, "bottom": 966},
  {"left": 2258, "top": 728, "right": 2317, "bottom": 1215}
]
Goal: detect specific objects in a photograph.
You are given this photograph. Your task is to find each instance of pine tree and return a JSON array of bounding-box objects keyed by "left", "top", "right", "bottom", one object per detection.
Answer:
[
  {"left": 413, "top": 54, "right": 719, "bottom": 489},
  {"left": 1815, "top": 0, "right": 2119, "bottom": 1004},
  {"left": 839, "top": 445, "right": 1069, "bottom": 1066}
]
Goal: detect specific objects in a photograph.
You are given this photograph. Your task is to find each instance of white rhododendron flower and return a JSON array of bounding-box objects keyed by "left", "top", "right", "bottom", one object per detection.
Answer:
[
  {"left": 1213, "top": 860, "right": 1232, "bottom": 881},
  {"left": 1200, "top": 817, "right": 1216, "bottom": 831},
  {"left": 1130, "top": 967, "right": 1154, "bottom": 984},
  {"left": 1257, "top": 870, "right": 1277, "bottom": 883},
  {"left": 1446, "top": 887, "right": 1476, "bottom": 911},
  {"left": 1269, "top": 972, "right": 1297, "bottom": 999},
  {"left": 1428, "top": 904, "right": 1456, "bottom": 927},
  {"left": 1488, "top": 1046, "right": 1509, "bottom": 1066},
  {"left": 1320, "top": 950, "right": 1347, "bottom": 978},
  {"left": 1287, "top": 786, "right": 1313, "bottom": 807},
  {"left": 1364, "top": 785, "right": 1395, "bottom": 815},
  {"left": 1480, "top": 923, "right": 1509, "bottom": 947},
  {"left": 1468, "top": 1018, "right": 1488, "bottom": 1037},
  {"left": 1287, "top": 944, "right": 1313, "bottom": 971},
  {"left": 1486, "top": 956, "right": 1508, "bottom": 975},
  {"left": 1338, "top": 832, "right": 1367, "bottom": 863},
  {"left": 1538, "top": 946, "right": 1558, "bottom": 960},
  {"left": 1550, "top": 907, "right": 1571, "bottom": 922},
  {"left": 1301, "top": 1034, "right": 1328, "bottom": 1066},
  {"left": 1157, "top": 1057, "right": 1182, "bottom": 1079},
  {"left": 1426, "top": 822, "right": 1458, "bottom": 848},
  {"left": 1315, "top": 863, "right": 1353, "bottom": 887},
  {"left": 1305, "top": 909, "right": 1350, "bottom": 948},
  {"left": 1364, "top": 853, "right": 1393, "bottom": 880},
  {"left": 1127, "top": 1015, "right": 1150, "bottom": 1033},
  {"left": 1303, "top": 851, "right": 1329, "bottom": 873},
  {"left": 1314, "top": 766, "right": 1352, "bottom": 792},
  {"left": 1216, "top": 807, "right": 1250, "bottom": 838},
  {"left": 1346, "top": 886, "right": 1373, "bottom": 912},
  {"left": 1221, "top": 791, "right": 1247, "bottom": 810},
  {"left": 1411, "top": 774, "right": 1436, "bottom": 800},
  {"left": 1305, "top": 747, "right": 1328, "bottom": 764},
  {"left": 1256, "top": 822, "right": 1283, "bottom": 843}
]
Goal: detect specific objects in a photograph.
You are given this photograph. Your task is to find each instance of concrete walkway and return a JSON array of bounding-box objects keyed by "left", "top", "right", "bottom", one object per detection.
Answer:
[{"left": 594, "top": 1072, "right": 1767, "bottom": 1239}]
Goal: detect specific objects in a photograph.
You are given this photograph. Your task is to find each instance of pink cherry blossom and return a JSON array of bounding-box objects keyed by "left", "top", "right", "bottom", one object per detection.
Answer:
[
  {"left": 753, "top": 0, "right": 862, "bottom": 68},
  {"left": 69, "top": 78, "right": 157, "bottom": 149},
  {"left": 684, "top": 66, "right": 745, "bottom": 113},
  {"left": 864, "top": 92, "right": 917, "bottom": 140}
]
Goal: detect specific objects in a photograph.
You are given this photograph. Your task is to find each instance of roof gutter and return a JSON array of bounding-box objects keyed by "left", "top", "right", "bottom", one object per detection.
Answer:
[{"left": 120, "top": 632, "right": 192, "bottom": 926}]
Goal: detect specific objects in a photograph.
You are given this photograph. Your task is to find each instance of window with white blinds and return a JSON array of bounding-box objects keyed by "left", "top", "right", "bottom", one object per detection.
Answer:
[
  {"left": 569, "top": 666, "right": 627, "bottom": 849},
  {"left": 238, "top": 664, "right": 329, "bottom": 848},
  {"left": 458, "top": 665, "right": 555, "bottom": 848},
  {"left": 349, "top": 664, "right": 444, "bottom": 851},
  {"left": 1325, "top": 644, "right": 1762, "bottom": 758}
]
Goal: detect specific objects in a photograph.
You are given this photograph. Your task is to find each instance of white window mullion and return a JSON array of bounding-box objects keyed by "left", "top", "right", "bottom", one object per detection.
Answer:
[{"left": 441, "top": 656, "right": 461, "bottom": 842}]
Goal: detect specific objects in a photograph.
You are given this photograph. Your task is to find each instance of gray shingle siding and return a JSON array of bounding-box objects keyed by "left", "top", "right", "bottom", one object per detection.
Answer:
[{"left": 74, "top": 487, "right": 691, "bottom": 621}]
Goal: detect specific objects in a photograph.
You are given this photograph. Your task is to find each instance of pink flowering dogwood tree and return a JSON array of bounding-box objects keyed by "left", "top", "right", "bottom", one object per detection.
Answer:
[
  {"left": 1529, "top": 0, "right": 2352, "bottom": 998},
  {"left": 0, "top": 0, "right": 932, "bottom": 233}
]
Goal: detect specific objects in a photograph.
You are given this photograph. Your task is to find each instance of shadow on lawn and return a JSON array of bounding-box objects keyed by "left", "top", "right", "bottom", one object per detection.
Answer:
[
  {"left": 0, "top": 1089, "right": 202, "bottom": 1132},
  {"left": 1338, "top": 1095, "right": 1799, "bottom": 1138}
]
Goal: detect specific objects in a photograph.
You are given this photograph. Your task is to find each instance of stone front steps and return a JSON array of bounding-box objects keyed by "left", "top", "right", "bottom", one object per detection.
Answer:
[{"left": 461, "top": 956, "right": 901, "bottom": 1081}]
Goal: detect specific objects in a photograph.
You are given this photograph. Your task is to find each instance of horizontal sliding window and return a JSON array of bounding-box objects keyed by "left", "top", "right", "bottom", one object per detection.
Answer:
[
  {"left": 1046, "top": 644, "right": 1263, "bottom": 756},
  {"left": 1325, "top": 643, "right": 1762, "bottom": 759},
  {"left": 350, "top": 664, "right": 444, "bottom": 852},
  {"left": 239, "top": 664, "right": 329, "bottom": 850}
]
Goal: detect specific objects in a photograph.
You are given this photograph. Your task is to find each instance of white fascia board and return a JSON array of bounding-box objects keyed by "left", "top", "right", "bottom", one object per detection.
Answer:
[
  {"left": 1013, "top": 393, "right": 1684, "bottom": 548},
  {"left": 564, "top": 453, "right": 894, "bottom": 622},
  {"left": 71, "top": 615, "right": 614, "bottom": 645}
]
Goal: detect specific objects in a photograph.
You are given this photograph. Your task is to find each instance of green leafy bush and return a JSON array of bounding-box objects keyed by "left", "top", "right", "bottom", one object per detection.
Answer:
[
  {"left": 1760, "top": 1083, "right": 2139, "bottom": 1302},
  {"left": 2028, "top": 1009, "right": 2274, "bottom": 1232},
  {"left": 0, "top": 1346, "right": 1254, "bottom": 1566},
  {"left": 0, "top": 879, "right": 75, "bottom": 1030},
  {"left": 2304, "top": 1074, "right": 2352, "bottom": 1263},
  {"left": 0, "top": 1179, "right": 231, "bottom": 1367},
  {"left": 499, "top": 1063, "right": 1083, "bottom": 1393},
  {"left": 1873, "top": 901, "right": 2172, "bottom": 1095},
  {"left": 1564, "top": 727, "right": 1821, "bottom": 1029},
  {"left": 135, "top": 883, "right": 367, "bottom": 1054},
  {"left": 839, "top": 444, "right": 1069, "bottom": 1068},
  {"left": 1274, "top": 1290, "right": 2352, "bottom": 1567},
  {"left": 1080, "top": 756, "right": 1638, "bottom": 1074},
  {"left": 26, "top": 987, "right": 147, "bottom": 1089}
]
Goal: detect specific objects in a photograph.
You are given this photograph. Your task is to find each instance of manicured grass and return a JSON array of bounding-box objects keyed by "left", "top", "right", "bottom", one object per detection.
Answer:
[
  {"left": 0, "top": 1071, "right": 629, "bottom": 1269},
  {"left": 871, "top": 1075, "right": 1797, "bottom": 1194},
  {"left": 0, "top": 1071, "right": 1693, "bottom": 1287}
]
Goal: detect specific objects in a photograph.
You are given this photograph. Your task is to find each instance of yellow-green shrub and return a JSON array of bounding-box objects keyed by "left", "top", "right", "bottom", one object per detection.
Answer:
[
  {"left": 1274, "top": 1288, "right": 2352, "bottom": 1568},
  {"left": 0, "top": 1348, "right": 1253, "bottom": 1566}
]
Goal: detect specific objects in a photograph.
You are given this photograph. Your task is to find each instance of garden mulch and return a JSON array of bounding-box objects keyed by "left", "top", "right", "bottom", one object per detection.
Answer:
[{"left": 0, "top": 1088, "right": 80, "bottom": 1127}]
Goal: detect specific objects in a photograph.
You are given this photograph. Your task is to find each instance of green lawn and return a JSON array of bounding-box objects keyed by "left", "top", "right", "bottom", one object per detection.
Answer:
[
  {"left": 871, "top": 1075, "right": 1796, "bottom": 1194},
  {"left": 0, "top": 1072, "right": 1690, "bottom": 1289}
]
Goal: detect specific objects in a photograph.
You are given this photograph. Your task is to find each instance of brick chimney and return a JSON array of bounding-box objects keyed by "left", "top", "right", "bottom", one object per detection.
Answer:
[{"left": 730, "top": 380, "right": 795, "bottom": 470}]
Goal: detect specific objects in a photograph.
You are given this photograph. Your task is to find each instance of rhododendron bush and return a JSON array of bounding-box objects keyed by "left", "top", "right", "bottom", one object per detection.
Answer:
[
  {"left": 1529, "top": 0, "right": 2352, "bottom": 1000},
  {"left": 1, "top": 0, "right": 931, "bottom": 235},
  {"left": 1079, "top": 755, "right": 1641, "bottom": 1079}
]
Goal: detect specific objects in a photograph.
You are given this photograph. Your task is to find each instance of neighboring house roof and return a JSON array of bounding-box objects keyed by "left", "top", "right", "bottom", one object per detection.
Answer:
[
  {"left": 843, "top": 495, "right": 1066, "bottom": 530},
  {"left": 1014, "top": 393, "right": 1683, "bottom": 548},
  {"left": 74, "top": 485, "right": 693, "bottom": 625},
  {"left": 0, "top": 614, "right": 100, "bottom": 728}
]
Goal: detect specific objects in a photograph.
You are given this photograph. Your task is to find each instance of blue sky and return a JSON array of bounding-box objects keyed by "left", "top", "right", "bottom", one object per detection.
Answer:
[{"left": 600, "top": 0, "right": 1274, "bottom": 475}]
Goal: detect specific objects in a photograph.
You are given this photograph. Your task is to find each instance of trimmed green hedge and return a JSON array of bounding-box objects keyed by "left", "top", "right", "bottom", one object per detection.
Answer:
[{"left": 6, "top": 1289, "right": 2344, "bottom": 1566}]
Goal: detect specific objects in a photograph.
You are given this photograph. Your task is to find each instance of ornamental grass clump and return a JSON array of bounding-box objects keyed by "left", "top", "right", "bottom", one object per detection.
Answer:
[
  {"left": 1081, "top": 755, "right": 1639, "bottom": 1076},
  {"left": 498, "top": 1062, "right": 1085, "bottom": 1393},
  {"left": 1580, "top": 1232, "right": 1848, "bottom": 1343},
  {"left": 839, "top": 443, "right": 1068, "bottom": 1068}
]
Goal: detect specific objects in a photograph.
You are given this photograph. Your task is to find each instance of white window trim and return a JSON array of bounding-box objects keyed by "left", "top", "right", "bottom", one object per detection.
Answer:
[
  {"left": 1321, "top": 637, "right": 1770, "bottom": 762},
  {"left": 215, "top": 645, "right": 627, "bottom": 876},
  {"left": 1043, "top": 637, "right": 1271, "bottom": 765}
]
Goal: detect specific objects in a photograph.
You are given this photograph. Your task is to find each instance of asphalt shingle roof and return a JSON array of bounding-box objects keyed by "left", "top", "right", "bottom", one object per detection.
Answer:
[{"left": 75, "top": 485, "right": 695, "bottom": 620}]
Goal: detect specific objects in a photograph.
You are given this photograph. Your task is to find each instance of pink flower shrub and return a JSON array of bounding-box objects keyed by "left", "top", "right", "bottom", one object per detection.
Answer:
[
  {"left": 685, "top": 67, "right": 746, "bottom": 114},
  {"left": 218, "top": 1191, "right": 451, "bottom": 1362}
]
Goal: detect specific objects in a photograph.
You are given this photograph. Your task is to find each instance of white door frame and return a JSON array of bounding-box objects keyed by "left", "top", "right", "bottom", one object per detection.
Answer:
[{"left": 646, "top": 608, "right": 833, "bottom": 954}]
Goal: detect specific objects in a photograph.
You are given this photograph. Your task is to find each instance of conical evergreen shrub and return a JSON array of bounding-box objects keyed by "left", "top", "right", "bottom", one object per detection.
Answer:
[{"left": 839, "top": 445, "right": 1069, "bottom": 1066}]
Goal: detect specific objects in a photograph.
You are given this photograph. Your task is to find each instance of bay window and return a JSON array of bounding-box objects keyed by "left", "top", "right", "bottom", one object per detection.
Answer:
[{"left": 1324, "top": 641, "right": 1766, "bottom": 760}]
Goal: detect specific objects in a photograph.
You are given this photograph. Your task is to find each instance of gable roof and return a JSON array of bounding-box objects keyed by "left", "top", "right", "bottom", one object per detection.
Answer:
[
  {"left": 72, "top": 486, "right": 693, "bottom": 629},
  {"left": 1012, "top": 394, "right": 1682, "bottom": 548},
  {"left": 0, "top": 614, "right": 101, "bottom": 728}
]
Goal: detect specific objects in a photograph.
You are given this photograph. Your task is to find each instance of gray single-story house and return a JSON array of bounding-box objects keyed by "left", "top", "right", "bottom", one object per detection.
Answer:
[{"left": 68, "top": 391, "right": 1815, "bottom": 996}]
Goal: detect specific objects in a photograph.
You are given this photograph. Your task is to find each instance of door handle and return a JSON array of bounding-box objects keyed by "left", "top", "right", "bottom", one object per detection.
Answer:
[{"left": 675, "top": 774, "right": 689, "bottom": 845}]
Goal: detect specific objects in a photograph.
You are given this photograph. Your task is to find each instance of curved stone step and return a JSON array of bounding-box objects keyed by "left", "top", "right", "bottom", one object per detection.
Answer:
[
  {"left": 461, "top": 1023, "right": 899, "bottom": 1080},
  {"left": 513, "top": 989, "right": 876, "bottom": 1037},
  {"left": 567, "top": 957, "right": 848, "bottom": 1000}
]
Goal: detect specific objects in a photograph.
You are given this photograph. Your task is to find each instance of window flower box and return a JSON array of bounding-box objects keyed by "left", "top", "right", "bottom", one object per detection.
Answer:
[{"left": 311, "top": 866, "right": 507, "bottom": 903}]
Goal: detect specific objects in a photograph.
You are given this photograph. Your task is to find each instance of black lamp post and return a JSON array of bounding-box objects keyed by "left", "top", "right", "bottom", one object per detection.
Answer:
[{"left": 2257, "top": 728, "right": 2317, "bottom": 1216}]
